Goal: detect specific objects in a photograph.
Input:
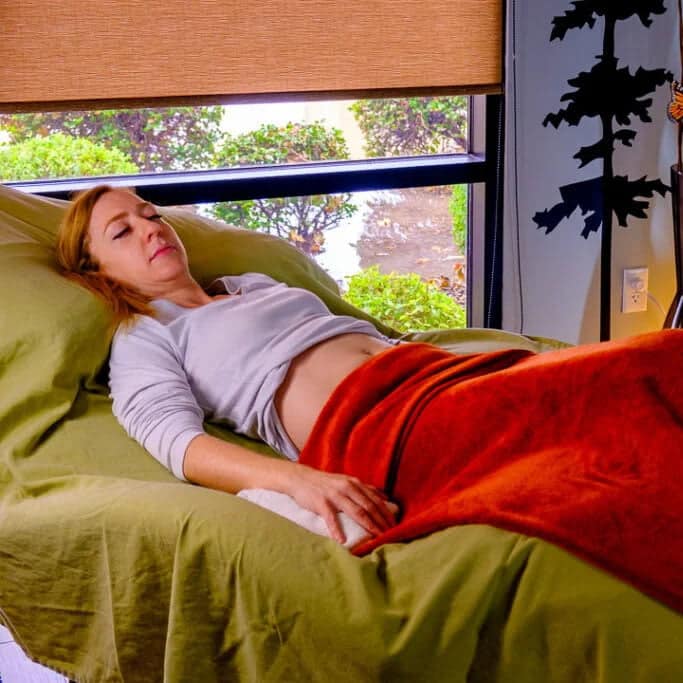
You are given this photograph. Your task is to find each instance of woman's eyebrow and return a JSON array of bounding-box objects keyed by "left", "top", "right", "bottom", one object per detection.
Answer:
[{"left": 104, "top": 211, "right": 127, "bottom": 233}]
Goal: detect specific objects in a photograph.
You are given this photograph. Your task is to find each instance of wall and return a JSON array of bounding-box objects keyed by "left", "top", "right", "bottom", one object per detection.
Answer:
[{"left": 503, "top": 0, "right": 678, "bottom": 344}]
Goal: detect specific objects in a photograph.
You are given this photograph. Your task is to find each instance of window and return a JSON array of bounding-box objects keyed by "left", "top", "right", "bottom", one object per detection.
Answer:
[
  {"left": 2, "top": 95, "right": 501, "bottom": 328},
  {"left": 0, "top": 97, "right": 467, "bottom": 178}
]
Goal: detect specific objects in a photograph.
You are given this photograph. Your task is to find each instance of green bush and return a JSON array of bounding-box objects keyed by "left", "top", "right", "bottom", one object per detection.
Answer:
[
  {"left": 211, "top": 121, "right": 356, "bottom": 254},
  {"left": 343, "top": 265, "right": 466, "bottom": 332},
  {"left": 449, "top": 184, "right": 468, "bottom": 253},
  {"left": 349, "top": 97, "right": 468, "bottom": 157},
  {"left": 0, "top": 133, "right": 138, "bottom": 181},
  {"left": 0, "top": 107, "right": 223, "bottom": 172}
]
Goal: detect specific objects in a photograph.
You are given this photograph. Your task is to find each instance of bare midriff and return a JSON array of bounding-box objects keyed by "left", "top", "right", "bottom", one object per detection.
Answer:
[{"left": 274, "top": 333, "right": 395, "bottom": 451}]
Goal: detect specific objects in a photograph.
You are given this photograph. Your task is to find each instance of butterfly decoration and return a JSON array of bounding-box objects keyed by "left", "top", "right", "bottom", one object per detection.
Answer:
[{"left": 668, "top": 80, "right": 683, "bottom": 123}]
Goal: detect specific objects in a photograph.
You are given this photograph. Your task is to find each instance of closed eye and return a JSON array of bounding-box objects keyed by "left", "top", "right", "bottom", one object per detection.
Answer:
[{"left": 113, "top": 226, "right": 130, "bottom": 240}]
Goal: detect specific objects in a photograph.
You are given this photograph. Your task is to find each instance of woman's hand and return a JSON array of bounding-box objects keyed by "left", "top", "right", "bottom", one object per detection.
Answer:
[
  {"left": 183, "top": 435, "right": 398, "bottom": 544},
  {"left": 285, "top": 465, "right": 399, "bottom": 544}
]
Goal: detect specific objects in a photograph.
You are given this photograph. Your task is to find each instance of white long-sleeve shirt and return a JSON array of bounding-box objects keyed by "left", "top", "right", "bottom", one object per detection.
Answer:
[{"left": 108, "top": 272, "right": 396, "bottom": 479}]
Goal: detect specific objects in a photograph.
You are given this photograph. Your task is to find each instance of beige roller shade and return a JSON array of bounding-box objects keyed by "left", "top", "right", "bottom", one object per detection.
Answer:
[{"left": 0, "top": 1, "right": 502, "bottom": 112}]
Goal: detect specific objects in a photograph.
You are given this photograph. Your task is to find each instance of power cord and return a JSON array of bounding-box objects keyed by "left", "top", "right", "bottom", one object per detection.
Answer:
[{"left": 647, "top": 292, "right": 667, "bottom": 318}]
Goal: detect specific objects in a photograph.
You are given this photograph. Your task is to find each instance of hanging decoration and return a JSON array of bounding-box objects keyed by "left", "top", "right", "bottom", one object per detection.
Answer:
[{"left": 533, "top": 1, "right": 672, "bottom": 341}]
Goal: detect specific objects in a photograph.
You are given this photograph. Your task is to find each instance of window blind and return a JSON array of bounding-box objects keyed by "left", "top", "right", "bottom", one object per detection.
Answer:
[{"left": 0, "top": 1, "right": 502, "bottom": 112}]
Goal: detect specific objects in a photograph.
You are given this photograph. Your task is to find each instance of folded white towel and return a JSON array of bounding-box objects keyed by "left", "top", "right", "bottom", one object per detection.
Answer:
[{"left": 236, "top": 488, "right": 371, "bottom": 548}]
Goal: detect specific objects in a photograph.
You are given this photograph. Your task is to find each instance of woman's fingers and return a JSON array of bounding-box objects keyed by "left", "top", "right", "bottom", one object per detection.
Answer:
[
  {"left": 290, "top": 466, "right": 398, "bottom": 543},
  {"left": 343, "top": 480, "right": 397, "bottom": 530},
  {"left": 332, "top": 486, "right": 397, "bottom": 535},
  {"left": 318, "top": 500, "right": 346, "bottom": 544},
  {"left": 370, "top": 485, "right": 389, "bottom": 499},
  {"left": 384, "top": 500, "right": 401, "bottom": 517}
]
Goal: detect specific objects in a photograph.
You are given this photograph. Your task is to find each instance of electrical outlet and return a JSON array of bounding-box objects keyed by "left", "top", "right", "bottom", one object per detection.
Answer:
[{"left": 622, "top": 267, "right": 648, "bottom": 313}]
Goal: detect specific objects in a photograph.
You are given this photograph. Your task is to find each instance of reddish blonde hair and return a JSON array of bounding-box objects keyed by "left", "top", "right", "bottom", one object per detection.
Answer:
[{"left": 56, "top": 184, "right": 156, "bottom": 327}]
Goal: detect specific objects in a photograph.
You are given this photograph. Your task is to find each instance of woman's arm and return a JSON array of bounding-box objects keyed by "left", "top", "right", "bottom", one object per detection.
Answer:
[
  {"left": 110, "top": 320, "right": 396, "bottom": 542},
  {"left": 109, "top": 320, "right": 206, "bottom": 479},
  {"left": 184, "top": 434, "right": 397, "bottom": 543}
]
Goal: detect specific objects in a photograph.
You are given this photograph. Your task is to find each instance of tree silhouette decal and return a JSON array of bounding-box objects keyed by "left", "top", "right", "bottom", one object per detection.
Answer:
[{"left": 533, "top": 1, "right": 672, "bottom": 340}]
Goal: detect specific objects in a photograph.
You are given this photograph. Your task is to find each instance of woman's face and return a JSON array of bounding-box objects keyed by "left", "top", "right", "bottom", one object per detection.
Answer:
[{"left": 87, "top": 189, "right": 190, "bottom": 297}]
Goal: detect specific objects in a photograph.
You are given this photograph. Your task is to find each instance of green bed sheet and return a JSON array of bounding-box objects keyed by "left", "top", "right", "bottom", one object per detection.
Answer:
[{"left": 1, "top": 183, "right": 682, "bottom": 681}]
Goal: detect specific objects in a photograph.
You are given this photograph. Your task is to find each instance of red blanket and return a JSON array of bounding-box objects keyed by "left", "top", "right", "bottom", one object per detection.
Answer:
[{"left": 298, "top": 330, "right": 683, "bottom": 614}]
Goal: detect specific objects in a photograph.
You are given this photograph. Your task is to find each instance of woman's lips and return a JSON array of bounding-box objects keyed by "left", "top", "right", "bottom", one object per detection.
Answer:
[{"left": 150, "top": 245, "right": 175, "bottom": 261}]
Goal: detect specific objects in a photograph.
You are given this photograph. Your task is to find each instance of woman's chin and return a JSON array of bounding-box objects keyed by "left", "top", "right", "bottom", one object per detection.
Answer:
[{"left": 152, "top": 268, "right": 195, "bottom": 292}]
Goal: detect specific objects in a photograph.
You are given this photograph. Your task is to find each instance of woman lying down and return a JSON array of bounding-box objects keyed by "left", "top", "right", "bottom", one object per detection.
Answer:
[{"left": 57, "top": 185, "right": 683, "bottom": 615}]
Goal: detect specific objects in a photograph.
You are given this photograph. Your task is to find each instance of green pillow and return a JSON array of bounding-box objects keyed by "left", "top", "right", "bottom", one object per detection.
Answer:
[
  {"left": 0, "top": 186, "right": 67, "bottom": 246},
  {"left": 0, "top": 242, "right": 111, "bottom": 458}
]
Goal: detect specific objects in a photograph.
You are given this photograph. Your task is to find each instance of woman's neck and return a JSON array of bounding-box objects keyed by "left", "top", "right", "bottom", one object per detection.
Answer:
[{"left": 160, "top": 280, "right": 214, "bottom": 308}]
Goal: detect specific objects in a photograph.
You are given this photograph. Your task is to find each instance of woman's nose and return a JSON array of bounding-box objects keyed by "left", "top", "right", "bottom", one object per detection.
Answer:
[{"left": 142, "top": 217, "right": 162, "bottom": 240}]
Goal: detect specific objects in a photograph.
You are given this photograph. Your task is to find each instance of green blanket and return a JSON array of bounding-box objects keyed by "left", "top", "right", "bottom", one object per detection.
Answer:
[{"left": 1, "top": 184, "right": 682, "bottom": 682}]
